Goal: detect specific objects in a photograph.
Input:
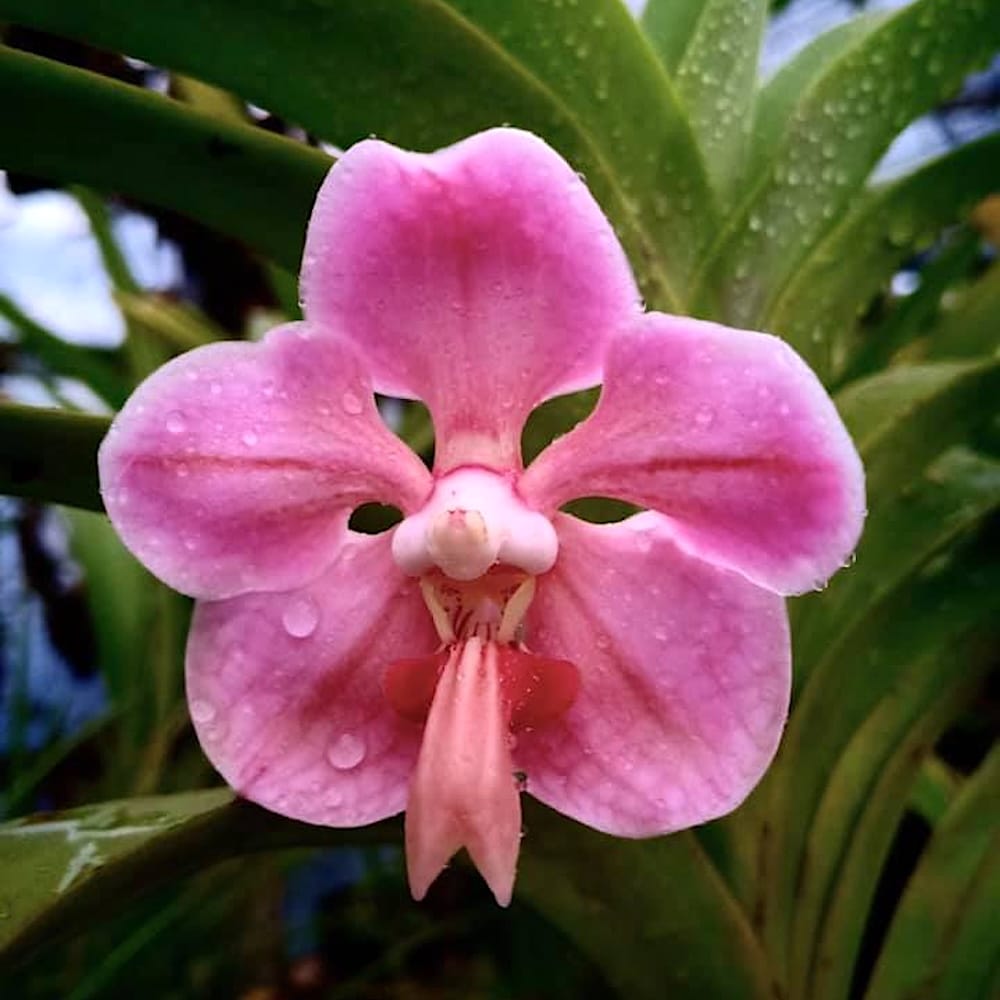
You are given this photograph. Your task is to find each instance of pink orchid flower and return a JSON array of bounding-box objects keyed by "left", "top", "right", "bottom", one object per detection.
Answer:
[{"left": 98, "top": 128, "right": 864, "bottom": 905}]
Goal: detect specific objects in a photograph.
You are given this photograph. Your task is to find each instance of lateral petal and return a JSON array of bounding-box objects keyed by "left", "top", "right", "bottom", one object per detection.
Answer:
[
  {"left": 521, "top": 314, "right": 865, "bottom": 595},
  {"left": 99, "top": 324, "right": 431, "bottom": 600}
]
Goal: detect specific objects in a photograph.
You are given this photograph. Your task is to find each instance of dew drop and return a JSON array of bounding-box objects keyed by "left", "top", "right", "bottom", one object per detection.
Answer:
[
  {"left": 166, "top": 411, "right": 186, "bottom": 434},
  {"left": 694, "top": 406, "right": 715, "bottom": 428},
  {"left": 282, "top": 595, "right": 319, "bottom": 638},
  {"left": 190, "top": 699, "right": 216, "bottom": 723},
  {"left": 241, "top": 430, "right": 259, "bottom": 447},
  {"left": 210, "top": 381, "right": 223, "bottom": 396},
  {"left": 261, "top": 378, "right": 276, "bottom": 398},
  {"left": 341, "top": 391, "right": 363, "bottom": 415},
  {"left": 654, "top": 627, "right": 668, "bottom": 642},
  {"left": 327, "top": 733, "right": 365, "bottom": 770}
]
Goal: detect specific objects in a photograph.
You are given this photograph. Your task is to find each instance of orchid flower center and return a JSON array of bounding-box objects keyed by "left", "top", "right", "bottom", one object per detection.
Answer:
[{"left": 384, "top": 467, "right": 579, "bottom": 904}]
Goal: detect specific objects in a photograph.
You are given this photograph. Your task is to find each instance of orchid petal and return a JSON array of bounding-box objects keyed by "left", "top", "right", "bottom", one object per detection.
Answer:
[
  {"left": 300, "top": 128, "right": 641, "bottom": 472},
  {"left": 99, "top": 324, "right": 431, "bottom": 600},
  {"left": 405, "top": 639, "right": 521, "bottom": 906},
  {"left": 515, "top": 513, "right": 790, "bottom": 837},
  {"left": 186, "top": 531, "right": 438, "bottom": 827},
  {"left": 520, "top": 314, "right": 865, "bottom": 595}
]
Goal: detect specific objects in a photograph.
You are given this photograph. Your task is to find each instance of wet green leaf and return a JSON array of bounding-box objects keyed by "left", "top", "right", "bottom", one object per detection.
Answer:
[
  {"left": 649, "top": 0, "right": 769, "bottom": 202},
  {"left": 792, "top": 556, "right": 999, "bottom": 999},
  {"left": 692, "top": 0, "right": 1000, "bottom": 328},
  {"left": 925, "top": 259, "right": 1000, "bottom": 361},
  {"left": 0, "top": 791, "right": 397, "bottom": 969},
  {"left": 640, "top": 0, "right": 707, "bottom": 74},
  {"left": 835, "top": 358, "right": 1000, "bottom": 502},
  {"left": 0, "top": 0, "right": 717, "bottom": 310},
  {"left": 518, "top": 801, "right": 778, "bottom": 1000},
  {"left": 0, "top": 404, "right": 108, "bottom": 510},
  {"left": 767, "top": 131, "right": 1000, "bottom": 378},
  {"left": 865, "top": 742, "right": 1000, "bottom": 1000},
  {"left": 0, "top": 47, "right": 331, "bottom": 273},
  {"left": 838, "top": 227, "right": 982, "bottom": 383},
  {"left": 713, "top": 361, "right": 1000, "bottom": 964},
  {"left": 0, "top": 294, "right": 127, "bottom": 409},
  {"left": 746, "top": 13, "right": 887, "bottom": 187}
]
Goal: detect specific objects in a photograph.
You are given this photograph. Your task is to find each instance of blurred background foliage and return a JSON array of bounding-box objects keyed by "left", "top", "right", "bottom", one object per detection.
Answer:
[{"left": 0, "top": 0, "right": 997, "bottom": 997}]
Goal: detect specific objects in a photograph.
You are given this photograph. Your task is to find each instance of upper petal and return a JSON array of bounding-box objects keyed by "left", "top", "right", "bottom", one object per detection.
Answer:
[
  {"left": 186, "top": 530, "right": 439, "bottom": 828},
  {"left": 520, "top": 314, "right": 865, "bottom": 595},
  {"left": 300, "top": 128, "right": 641, "bottom": 472},
  {"left": 99, "top": 324, "right": 431, "bottom": 600},
  {"left": 515, "top": 513, "right": 790, "bottom": 836}
]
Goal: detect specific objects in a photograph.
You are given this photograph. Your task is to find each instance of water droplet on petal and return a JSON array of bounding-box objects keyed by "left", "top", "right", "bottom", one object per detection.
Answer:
[
  {"left": 326, "top": 733, "right": 365, "bottom": 770},
  {"left": 190, "top": 699, "right": 216, "bottom": 723},
  {"left": 166, "top": 411, "right": 186, "bottom": 434},
  {"left": 341, "top": 391, "right": 363, "bottom": 415},
  {"left": 242, "top": 430, "right": 259, "bottom": 447},
  {"left": 282, "top": 596, "right": 319, "bottom": 638},
  {"left": 261, "top": 379, "right": 276, "bottom": 398}
]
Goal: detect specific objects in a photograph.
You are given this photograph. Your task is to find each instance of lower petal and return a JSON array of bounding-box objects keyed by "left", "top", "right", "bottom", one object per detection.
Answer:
[
  {"left": 186, "top": 531, "right": 438, "bottom": 827},
  {"left": 515, "top": 513, "right": 791, "bottom": 836}
]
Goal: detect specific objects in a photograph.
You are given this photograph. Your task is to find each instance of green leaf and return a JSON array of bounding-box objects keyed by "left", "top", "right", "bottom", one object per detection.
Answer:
[
  {"left": 61, "top": 508, "right": 191, "bottom": 791},
  {"left": 0, "top": 293, "right": 127, "bottom": 408},
  {"left": 0, "top": 404, "right": 109, "bottom": 510},
  {"left": 792, "top": 446, "right": 1000, "bottom": 692},
  {"left": 925, "top": 259, "right": 1000, "bottom": 361},
  {"left": 661, "top": 0, "right": 769, "bottom": 202},
  {"left": 745, "top": 13, "right": 887, "bottom": 187},
  {"left": 766, "top": 131, "right": 1000, "bottom": 378},
  {"left": 640, "top": 0, "right": 706, "bottom": 74},
  {"left": 835, "top": 358, "right": 1000, "bottom": 503},
  {"left": 909, "top": 756, "right": 962, "bottom": 826},
  {"left": 518, "top": 801, "right": 778, "bottom": 1000},
  {"left": 791, "top": 556, "right": 1000, "bottom": 999},
  {"left": 71, "top": 186, "right": 141, "bottom": 296},
  {"left": 0, "top": 47, "right": 331, "bottom": 272},
  {"left": 0, "top": 791, "right": 397, "bottom": 969},
  {"left": 729, "top": 362, "right": 1000, "bottom": 972},
  {"left": 837, "top": 227, "right": 982, "bottom": 384},
  {"left": 865, "top": 746, "right": 1000, "bottom": 1000},
  {"left": 692, "top": 0, "right": 1000, "bottom": 328},
  {"left": 0, "top": 0, "right": 717, "bottom": 309}
]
